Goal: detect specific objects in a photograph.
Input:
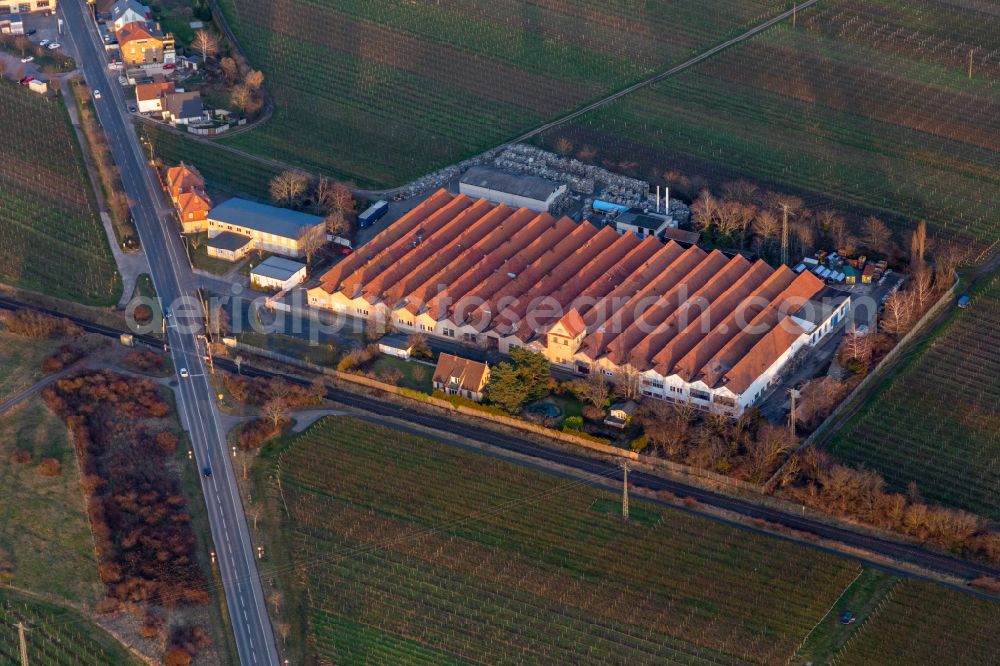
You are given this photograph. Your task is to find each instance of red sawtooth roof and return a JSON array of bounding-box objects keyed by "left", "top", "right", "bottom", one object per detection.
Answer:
[{"left": 315, "top": 190, "right": 825, "bottom": 396}]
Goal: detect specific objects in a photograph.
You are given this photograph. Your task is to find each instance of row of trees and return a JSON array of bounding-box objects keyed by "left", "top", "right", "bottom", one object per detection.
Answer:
[
  {"left": 268, "top": 171, "right": 356, "bottom": 263},
  {"left": 775, "top": 448, "right": 1000, "bottom": 560},
  {"left": 689, "top": 183, "right": 902, "bottom": 263},
  {"left": 42, "top": 371, "right": 208, "bottom": 613}
]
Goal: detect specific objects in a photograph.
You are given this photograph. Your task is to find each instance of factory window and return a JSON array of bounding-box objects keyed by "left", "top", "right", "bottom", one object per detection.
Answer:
[
  {"left": 642, "top": 378, "right": 664, "bottom": 389},
  {"left": 713, "top": 395, "right": 735, "bottom": 407},
  {"left": 690, "top": 389, "right": 711, "bottom": 401}
]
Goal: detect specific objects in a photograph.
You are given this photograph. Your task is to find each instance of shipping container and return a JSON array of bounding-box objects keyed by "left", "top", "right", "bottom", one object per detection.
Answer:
[{"left": 358, "top": 200, "right": 389, "bottom": 228}]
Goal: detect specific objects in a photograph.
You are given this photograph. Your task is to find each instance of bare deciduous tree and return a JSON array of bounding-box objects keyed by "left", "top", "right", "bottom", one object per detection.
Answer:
[
  {"left": 881, "top": 290, "right": 913, "bottom": 334},
  {"left": 912, "top": 265, "right": 934, "bottom": 309},
  {"left": 578, "top": 367, "right": 610, "bottom": 408},
  {"left": 245, "top": 69, "right": 265, "bottom": 90},
  {"left": 192, "top": 29, "right": 219, "bottom": 60},
  {"left": 262, "top": 398, "right": 288, "bottom": 429},
  {"left": 324, "top": 210, "right": 348, "bottom": 238},
  {"left": 229, "top": 83, "right": 252, "bottom": 112},
  {"left": 690, "top": 189, "right": 719, "bottom": 232},
  {"left": 269, "top": 171, "right": 309, "bottom": 206},
  {"left": 864, "top": 216, "right": 891, "bottom": 253},
  {"left": 220, "top": 57, "right": 238, "bottom": 83},
  {"left": 554, "top": 137, "right": 573, "bottom": 156},
  {"left": 616, "top": 358, "right": 641, "bottom": 401},
  {"left": 299, "top": 227, "right": 326, "bottom": 265},
  {"left": 910, "top": 220, "right": 927, "bottom": 267}
]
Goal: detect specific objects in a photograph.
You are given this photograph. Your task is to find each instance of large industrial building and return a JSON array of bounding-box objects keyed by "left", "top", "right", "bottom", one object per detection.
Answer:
[
  {"left": 308, "top": 190, "right": 849, "bottom": 414},
  {"left": 459, "top": 166, "right": 566, "bottom": 213}
]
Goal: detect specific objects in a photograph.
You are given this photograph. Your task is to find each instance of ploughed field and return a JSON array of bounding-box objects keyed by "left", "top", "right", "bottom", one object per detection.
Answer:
[
  {"left": 0, "top": 80, "right": 120, "bottom": 305},
  {"left": 255, "top": 416, "right": 1000, "bottom": 665},
  {"left": 213, "top": 0, "right": 790, "bottom": 188},
  {"left": 537, "top": 0, "right": 1000, "bottom": 258},
  {"left": 828, "top": 272, "right": 1000, "bottom": 519}
]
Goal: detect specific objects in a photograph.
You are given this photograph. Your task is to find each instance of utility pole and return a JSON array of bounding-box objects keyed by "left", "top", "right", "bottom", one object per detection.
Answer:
[
  {"left": 780, "top": 203, "right": 791, "bottom": 266},
  {"left": 17, "top": 621, "right": 28, "bottom": 666},
  {"left": 621, "top": 461, "right": 630, "bottom": 522},
  {"left": 788, "top": 388, "right": 800, "bottom": 436},
  {"left": 968, "top": 48, "right": 974, "bottom": 78},
  {"left": 792, "top": 3, "right": 797, "bottom": 27}
]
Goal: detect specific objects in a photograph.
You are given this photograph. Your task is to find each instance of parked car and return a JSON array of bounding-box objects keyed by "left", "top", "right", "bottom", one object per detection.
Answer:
[
  {"left": 118, "top": 75, "right": 128, "bottom": 85},
  {"left": 26, "top": 28, "right": 35, "bottom": 35},
  {"left": 46, "top": 42, "right": 60, "bottom": 50},
  {"left": 128, "top": 103, "right": 137, "bottom": 112},
  {"left": 39, "top": 39, "right": 49, "bottom": 47},
  {"left": 840, "top": 612, "right": 855, "bottom": 625},
  {"left": 163, "top": 63, "right": 175, "bottom": 69},
  {"left": 340, "top": 246, "right": 353, "bottom": 256},
  {"left": 958, "top": 295, "right": 971, "bottom": 309},
  {"left": 19, "top": 55, "right": 33, "bottom": 63},
  {"left": 93, "top": 89, "right": 102, "bottom": 100}
]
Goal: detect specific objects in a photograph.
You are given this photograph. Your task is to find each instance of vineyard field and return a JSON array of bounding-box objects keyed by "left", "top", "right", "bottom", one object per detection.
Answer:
[
  {"left": 0, "top": 588, "right": 140, "bottom": 665},
  {"left": 832, "top": 581, "right": 1000, "bottom": 665},
  {"left": 828, "top": 272, "right": 1000, "bottom": 519},
  {"left": 213, "top": 0, "right": 791, "bottom": 187},
  {"left": 139, "top": 124, "right": 279, "bottom": 202},
  {"left": 257, "top": 417, "right": 865, "bottom": 665},
  {"left": 0, "top": 80, "right": 120, "bottom": 305},
  {"left": 536, "top": 0, "right": 1000, "bottom": 258}
]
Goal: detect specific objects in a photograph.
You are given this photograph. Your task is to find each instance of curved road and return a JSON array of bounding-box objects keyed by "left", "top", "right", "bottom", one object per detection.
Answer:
[{"left": 58, "top": 1, "right": 279, "bottom": 664}]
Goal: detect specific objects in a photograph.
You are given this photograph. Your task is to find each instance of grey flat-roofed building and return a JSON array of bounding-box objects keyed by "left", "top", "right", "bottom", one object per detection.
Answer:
[
  {"left": 614, "top": 210, "right": 672, "bottom": 239},
  {"left": 206, "top": 231, "right": 253, "bottom": 261},
  {"left": 459, "top": 166, "right": 566, "bottom": 212},
  {"left": 250, "top": 255, "right": 306, "bottom": 291}
]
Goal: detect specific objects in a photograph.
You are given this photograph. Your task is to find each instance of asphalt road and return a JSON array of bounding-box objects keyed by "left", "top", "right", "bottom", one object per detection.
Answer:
[{"left": 58, "top": 2, "right": 278, "bottom": 663}]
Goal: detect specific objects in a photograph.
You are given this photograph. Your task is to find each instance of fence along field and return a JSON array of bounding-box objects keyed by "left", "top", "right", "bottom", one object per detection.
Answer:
[
  {"left": 0, "top": 588, "right": 141, "bottom": 665},
  {"left": 0, "top": 81, "right": 120, "bottom": 305},
  {"left": 828, "top": 271, "right": 1000, "bottom": 519},
  {"left": 536, "top": 0, "right": 1000, "bottom": 259},
  {"left": 213, "top": 0, "right": 790, "bottom": 188},
  {"left": 260, "top": 417, "right": 866, "bottom": 665}
]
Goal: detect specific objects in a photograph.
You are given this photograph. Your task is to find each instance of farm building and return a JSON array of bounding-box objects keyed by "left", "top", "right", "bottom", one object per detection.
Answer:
[
  {"left": 432, "top": 353, "right": 490, "bottom": 402},
  {"left": 614, "top": 210, "right": 673, "bottom": 239},
  {"left": 459, "top": 166, "right": 566, "bottom": 213},
  {"left": 207, "top": 198, "right": 325, "bottom": 259},
  {"left": 308, "top": 189, "right": 847, "bottom": 415},
  {"left": 206, "top": 231, "right": 253, "bottom": 261},
  {"left": 249, "top": 255, "right": 306, "bottom": 291}
]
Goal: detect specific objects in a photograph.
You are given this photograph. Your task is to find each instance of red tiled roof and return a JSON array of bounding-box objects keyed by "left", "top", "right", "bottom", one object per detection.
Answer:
[
  {"left": 433, "top": 353, "right": 490, "bottom": 393},
  {"left": 166, "top": 162, "right": 203, "bottom": 193},
  {"left": 315, "top": 190, "right": 825, "bottom": 397},
  {"left": 116, "top": 21, "right": 157, "bottom": 45},
  {"left": 135, "top": 81, "right": 174, "bottom": 101}
]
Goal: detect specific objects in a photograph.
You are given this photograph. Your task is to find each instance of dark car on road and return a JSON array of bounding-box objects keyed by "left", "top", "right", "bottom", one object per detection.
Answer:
[{"left": 202, "top": 466, "right": 212, "bottom": 477}]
